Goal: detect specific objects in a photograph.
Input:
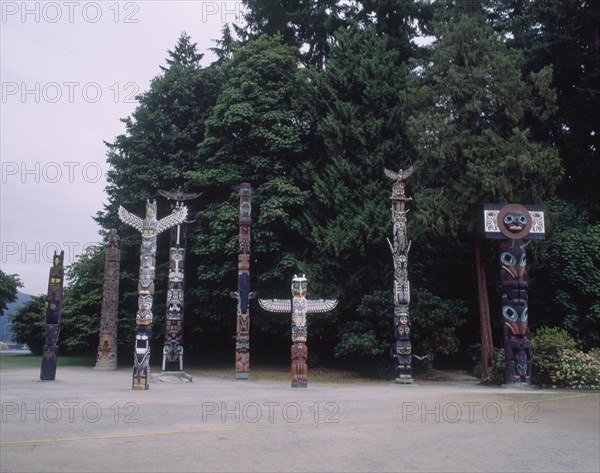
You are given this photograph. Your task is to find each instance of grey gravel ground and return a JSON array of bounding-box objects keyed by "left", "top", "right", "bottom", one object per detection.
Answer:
[{"left": 1, "top": 366, "right": 598, "bottom": 473}]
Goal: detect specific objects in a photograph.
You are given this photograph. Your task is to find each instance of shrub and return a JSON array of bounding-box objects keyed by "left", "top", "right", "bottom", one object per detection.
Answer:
[
  {"left": 482, "top": 348, "right": 505, "bottom": 385},
  {"left": 552, "top": 348, "right": 600, "bottom": 389},
  {"left": 531, "top": 326, "right": 580, "bottom": 385}
]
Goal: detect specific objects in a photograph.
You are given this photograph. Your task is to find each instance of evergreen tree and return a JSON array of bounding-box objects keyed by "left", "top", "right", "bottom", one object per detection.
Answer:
[
  {"left": 351, "top": 0, "right": 434, "bottom": 58},
  {"left": 240, "top": 0, "right": 346, "bottom": 68},
  {"left": 408, "top": 5, "right": 562, "bottom": 238},
  {"left": 492, "top": 0, "right": 600, "bottom": 215},
  {"left": 95, "top": 33, "right": 221, "bottom": 355},
  {"left": 304, "top": 26, "right": 414, "bottom": 357},
  {"left": 406, "top": 2, "right": 563, "bottom": 373},
  {"left": 186, "top": 35, "right": 314, "bottom": 353},
  {"left": 210, "top": 24, "right": 237, "bottom": 67}
]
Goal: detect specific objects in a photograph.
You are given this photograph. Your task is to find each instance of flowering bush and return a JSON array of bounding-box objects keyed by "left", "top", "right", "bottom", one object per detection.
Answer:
[
  {"left": 531, "top": 326, "right": 580, "bottom": 385},
  {"left": 551, "top": 348, "right": 600, "bottom": 389}
]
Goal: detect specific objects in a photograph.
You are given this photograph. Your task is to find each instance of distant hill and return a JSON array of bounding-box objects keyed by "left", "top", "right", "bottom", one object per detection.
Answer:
[{"left": 1, "top": 292, "right": 34, "bottom": 343}]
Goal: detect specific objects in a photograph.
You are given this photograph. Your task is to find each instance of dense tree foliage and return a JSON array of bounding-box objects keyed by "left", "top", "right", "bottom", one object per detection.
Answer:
[
  {"left": 240, "top": 0, "right": 347, "bottom": 68},
  {"left": 94, "top": 32, "right": 222, "bottom": 356},
  {"left": 491, "top": 0, "right": 600, "bottom": 214},
  {"left": 407, "top": 4, "right": 562, "bottom": 238},
  {"left": 186, "top": 35, "right": 314, "bottom": 354},
  {"left": 9, "top": 295, "right": 46, "bottom": 355},
  {"left": 0, "top": 270, "right": 22, "bottom": 316},
  {"left": 11, "top": 0, "right": 596, "bottom": 373},
  {"left": 529, "top": 198, "right": 600, "bottom": 349},
  {"left": 60, "top": 246, "right": 107, "bottom": 355}
]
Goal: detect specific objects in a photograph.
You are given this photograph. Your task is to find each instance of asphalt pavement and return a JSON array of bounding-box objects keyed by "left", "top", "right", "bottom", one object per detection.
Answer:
[{"left": 1, "top": 366, "right": 598, "bottom": 472}]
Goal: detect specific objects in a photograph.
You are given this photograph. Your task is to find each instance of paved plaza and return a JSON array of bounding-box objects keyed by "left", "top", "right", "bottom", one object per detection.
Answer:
[{"left": 1, "top": 366, "right": 598, "bottom": 472}]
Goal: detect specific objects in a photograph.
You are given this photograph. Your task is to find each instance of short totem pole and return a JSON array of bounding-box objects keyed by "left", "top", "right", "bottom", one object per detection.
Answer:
[
  {"left": 259, "top": 275, "right": 337, "bottom": 388},
  {"left": 384, "top": 167, "right": 414, "bottom": 384},
  {"left": 158, "top": 187, "right": 201, "bottom": 373},
  {"left": 484, "top": 203, "right": 545, "bottom": 384},
  {"left": 40, "top": 251, "right": 65, "bottom": 380},
  {"left": 119, "top": 200, "right": 187, "bottom": 390},
  {"left": 95, "top": 229, "right": 120, "bottom": 370},
  {"left": 229, "top": 183, "right": 255, "bottom": 379}
]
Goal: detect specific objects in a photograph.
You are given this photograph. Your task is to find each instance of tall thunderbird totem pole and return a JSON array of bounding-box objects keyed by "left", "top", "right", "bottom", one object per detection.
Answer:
[
  {"left": 40, "top": 251, "right": 65, "bottom": 380},
  {"left": 95, "top": 229, "right": 120, "bottom": 370},
  {"left": 119, "top": 200, "right": 188, "bottom": 390},
  {"left": 484, "top": 203, "right": 545, "bottom": 384},
  {"left": 158, "top": 187, "right": 201, "bottom": 373},
  {"left": 229, "top": 183, "right": 255, "bottom": 379},
  {"left": 259, "top": 275, "right": 337, "bottom": 388},
  {"left": 384, "top": 167, "right": 414, "bottom": 384}
]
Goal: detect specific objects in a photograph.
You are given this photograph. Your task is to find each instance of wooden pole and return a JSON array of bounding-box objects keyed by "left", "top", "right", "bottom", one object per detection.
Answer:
[{"left": 475, "top": 237, "right": 493, "bottom": 379}]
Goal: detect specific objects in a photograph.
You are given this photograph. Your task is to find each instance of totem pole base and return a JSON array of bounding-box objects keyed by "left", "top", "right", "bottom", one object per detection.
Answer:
[
  {"left": 163, "top": 360, "right": 182, "bottom": 372},
  {"left": 94, "top": 353, "right": 117, "bottom": 370},
  {"left": 93, "top": 365, "right": 117, "bottom": 371},
  {"left": 153, "top": 371, "right": 193, "bottom": 383},
  {"left": 501, "top": 383, "right": 535, "bottom": 390},
  {"left": 40, "top": 346, "right": 58, "bottom": 380},
  {"left": 132, "top": 368, "right": 150, "bottom": 390},
  {"left": 235, "top": 372, "right": 250, "bottom": 380},
  {"left": 291, "top": 380, "right": 307, "bottom": 388},
  {"left": 394, "top": 376, "right": 414, "bottom": 384}
]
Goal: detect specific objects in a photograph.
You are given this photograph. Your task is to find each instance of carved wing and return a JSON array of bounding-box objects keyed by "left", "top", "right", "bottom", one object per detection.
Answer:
[
  {"left": 118, "top": 206, "right": 144, "bottom": 232},
  {"left": 384, "top": 168, "right": 399, "bottom": 181},
  {"left": 306, "top": 299, "right": 338, "bottom": 313},
  {"left": 412, "top": 354, "right": 429, "bottom": 361},
  {"left": 259, "top": 299, "right": 291, "bottom": 313},
  {"left": 384, "top": 167, "right": 413, "bottom": 181},
  {"left": 157, "top": 205, "right": 188, "bottom": 234},
  {"left": 158, "top": 189, "right": 202, "bottom": 201}
]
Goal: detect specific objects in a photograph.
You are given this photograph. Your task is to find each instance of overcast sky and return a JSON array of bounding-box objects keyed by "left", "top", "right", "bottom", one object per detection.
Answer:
[{"left": 1, "top": 0, "right": 245, "bottom": 295}]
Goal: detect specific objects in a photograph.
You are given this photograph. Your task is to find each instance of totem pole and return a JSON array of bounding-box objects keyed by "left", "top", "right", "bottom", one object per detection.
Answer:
[
  {"left": 40, "top": 251, "right": 65, "bottom": 380},
  {"left": 259, "top": 275, "right": 337, "bottom": 388},
  {"left": 384, "top": 167, "right": 414, "bottom": 384},
  {"left": 158, "top": 187, "right": 201, "bottom": 373},
  {"left": 484, "top": 203, "right": 545, "bottom": 384},
  {"left": 229, "top": 183, "right": 255, "bottom": 379},
  {"left": 119, "top": 200, "right": 187, "bottom": 390},
  {"left": 95, "top": 229, "right": 120, "bottom": 370}
]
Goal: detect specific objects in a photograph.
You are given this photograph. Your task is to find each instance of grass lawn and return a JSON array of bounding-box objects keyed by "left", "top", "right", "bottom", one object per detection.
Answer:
[
  {"left": 0, "top": 352, "right": 480, "bottom": 384},
  {"left": 0, "top": 353, "right": 96, "bottom": 370}
]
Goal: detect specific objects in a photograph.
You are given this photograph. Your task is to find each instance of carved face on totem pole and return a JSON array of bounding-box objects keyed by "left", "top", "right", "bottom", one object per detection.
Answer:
[
  {"left": 499, "top": 239, "right": 528, "bottom": 336},
  {"left": 134, "top": 326, "right": 152, "bottom": 360},
  {"left": 142, "top": 200, "right": 158, "bottom": 236},
  {"left": 497, "top": 204, "right": 532, "bottom": 239},
  {"left": 291, "top": 275, "right": 308, "bottom": 297}
]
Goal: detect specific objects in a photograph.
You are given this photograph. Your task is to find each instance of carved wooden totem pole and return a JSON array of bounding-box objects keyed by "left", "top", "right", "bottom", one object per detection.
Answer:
[
  {"left": 119, "top": 200, "right": 187, "bottom": 390},
  {"left": 229, "top": 183, "right": 255, "bottom": 379},
  {"left": 384, "top": 167, "right": 414, "bottom": 384},
  {"left": 40, "top": 250, "right": 65, "bottom": 380},
  {"left": 158, "top": 187, "right": 201, "bottom": 372},
  {"left": 95, "top": 229, "right": 120, "bottom": 370},
  {"left": 259, "top": 275, "right": 337, "bottom": 388},
  {"left": 484, "top": 203, "right": 545, "bottom": 384}
]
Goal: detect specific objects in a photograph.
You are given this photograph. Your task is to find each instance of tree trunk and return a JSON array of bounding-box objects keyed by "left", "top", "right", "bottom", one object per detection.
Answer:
[{"left": 475, "top": 238, "right": 493, "bottom": 379}]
